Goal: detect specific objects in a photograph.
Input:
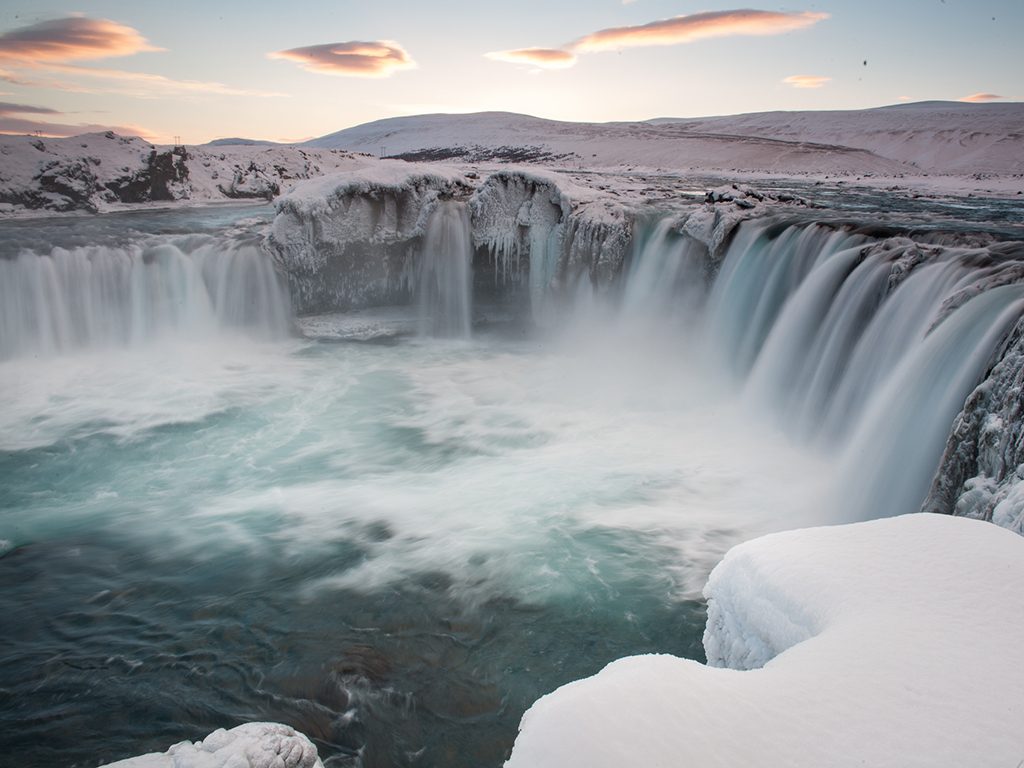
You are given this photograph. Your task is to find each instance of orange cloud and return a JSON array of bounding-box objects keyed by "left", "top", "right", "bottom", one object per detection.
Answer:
[
  {"left": 269, "top": 41, "right": 415, "bottom": 78},
  {"left": 959, "top": 92, "right": 1003, "bottom": 103},
  {"left": 0, "top": 17, "right": 278, "bottom": 98},
  {"left": 486, "top": 9, "right": 828, "bottom": 69},
  {"left": 0, "top": 16, "right": 160, "bottom": 63},
  {"left": 485, "top": 48, "right": 578, "bottom": 69},
  {"left": 783, "top": 74, "right": 831, "bottom": 89},
  {"left": 570, "top": 10, "right": 829, "bottom": 53}
]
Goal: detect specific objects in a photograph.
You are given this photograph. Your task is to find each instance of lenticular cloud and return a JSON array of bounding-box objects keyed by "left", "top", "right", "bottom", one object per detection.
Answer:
[{"left": 269, "top": 41, "right": 416, "bottom": 78}]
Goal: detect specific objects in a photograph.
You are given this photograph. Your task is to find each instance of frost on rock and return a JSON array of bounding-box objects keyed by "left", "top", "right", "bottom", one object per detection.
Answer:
[
  {"left": 268, "top": 163, "right": 474, "bottom": 313},
  {"left": 104, "top": 722, "right": 323, "bottom": 768},
  {"left": 506, "top": 514, "right": 1024, "bottom": 768},
  {"left": 468, "top": 168, "right": 631, "bottom": 322},
  {"left": 0, "top": 132, "right": 369, "bottom": 214},
  {"left": 925, "top": 315, "right": 1024, "bottom": 532}
]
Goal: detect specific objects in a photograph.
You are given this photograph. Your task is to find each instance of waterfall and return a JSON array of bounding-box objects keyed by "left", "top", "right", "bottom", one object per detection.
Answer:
[
  {"left": 617, "top": 215, "right": 1024, "bottom": 523},
  {"left": 0, "top": 236, "right": 292, "bottom": 360},
  {"left": 417, "top": 201, "right": 473, "bottom": 338},
  {"left": 619, "top": 218, "right": 708, "bottom": 331}
]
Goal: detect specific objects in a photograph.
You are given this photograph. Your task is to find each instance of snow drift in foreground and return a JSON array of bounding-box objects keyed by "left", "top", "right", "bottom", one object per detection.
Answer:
[
  {"left": 104, "top": 722, "right": 322, "bottom": 768},
  {"left": 506, "top": 514, "right": 1024, "bottom": 768}
]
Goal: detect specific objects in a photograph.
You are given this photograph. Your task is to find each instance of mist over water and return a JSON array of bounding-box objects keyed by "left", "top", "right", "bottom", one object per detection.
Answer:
[{"left": 2, "top": 203, "right": 1021, "bottom": 766}]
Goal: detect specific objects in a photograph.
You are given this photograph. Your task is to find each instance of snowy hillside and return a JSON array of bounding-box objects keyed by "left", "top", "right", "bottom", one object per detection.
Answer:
[
  {"left": 307, "top": 102, "right": 1024, "bottom": 181},
  {"left": 0, "top": 132, "right": 374, "bottom": 214}
]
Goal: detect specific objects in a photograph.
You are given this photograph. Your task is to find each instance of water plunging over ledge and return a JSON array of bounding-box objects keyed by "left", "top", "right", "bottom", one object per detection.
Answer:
[
  {"left": 417, "top": 200, "right": 472, "bottom": 338},
  {"left": 2, "top": 201, "right": 1023, "bottom": 767}
]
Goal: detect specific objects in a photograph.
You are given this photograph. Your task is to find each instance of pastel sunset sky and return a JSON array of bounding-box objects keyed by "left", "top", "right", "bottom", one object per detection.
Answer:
[{"left": 0, "top": 0, "right": 1019, "bottom": 144}]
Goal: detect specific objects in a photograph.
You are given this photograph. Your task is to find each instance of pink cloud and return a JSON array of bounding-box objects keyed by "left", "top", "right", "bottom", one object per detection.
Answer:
[
  {"left": 269, "top": 41, "right": 415, "bottom": 78},
  {"left": 484, "top": 48, "right": 578, "bottom": 69},
  {"left": 487, "top": 9, "right": 828, "bottom": 70},
  {"left": 0, "top": 16, "right": 160, "bottom": 63},
  {"left": 571, "top": 9, "right": 829, "bottom": 52},
  {"left": 959, "top": 92, "right": 1003, "bottom": 103},
  {"left": 783, "top": 74, "right": 831, "bottom": 89},
  {"left": 0, "top": 100, "right": 156, "bottom": 139}
]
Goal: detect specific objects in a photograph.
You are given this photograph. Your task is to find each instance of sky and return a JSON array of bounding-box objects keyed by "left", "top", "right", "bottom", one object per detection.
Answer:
[{"left": 0, "top": 0, "right": 1020, "bottom": 144}]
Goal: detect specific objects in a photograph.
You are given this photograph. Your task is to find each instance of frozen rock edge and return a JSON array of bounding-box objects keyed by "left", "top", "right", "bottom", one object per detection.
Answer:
[
  {"left": 103, "top": 722, "right": 323, "bottom": 768},
  {"left": 506, "top": 514, "right": 1024, "bottom": 768},
  {"left": 268, "top": 166, "right": 759, "bottom": 315}
]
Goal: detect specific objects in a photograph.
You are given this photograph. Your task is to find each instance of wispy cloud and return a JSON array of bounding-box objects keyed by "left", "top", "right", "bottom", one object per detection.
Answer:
[
  {"left": 0, "top": 16, "right": 161, "bottom": 63},
  {"left": 487, "top": 9, "right": 828, "bottom": 68},
  {"left": 0, "top": 100, "right": 154, "bottom": 139},
  {"left": 958, "top": 92, "right": 1003, "bottom": 103},
  {"left": 269, "top": 41, "right": 416, "bottom": 78},
  {"left": 0, "top": 16, "right": 276, "bottom": 98},
  {"left": 41, "top": 63, "right": 283, "bottom": 98},
  {"left": 571, "top": 10, "right": 828, "bottom": 52},
  {"left": 0, "top": 100, "right": 60, "bottom": 115},
  {"left": 484, "top": 48, "right": 577, "bottom": 69},
  {"left": 783, "top": 74, "right": 831, "bottom": 89}
]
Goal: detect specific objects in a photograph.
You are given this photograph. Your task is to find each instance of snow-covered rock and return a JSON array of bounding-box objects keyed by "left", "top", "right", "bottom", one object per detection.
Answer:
[
  {"left": 0, "top": 132, "right": 370, "bottom": 214},
  {"left": 507, "top": 514, "right": 1024, "bottom": 768},
  {"left": 925, "top": 315, "right": 1024, "bottom": 532},
  {"left": 104, "top": 722, "right": 322, "bottom": 768},
  {"left": 469, "top": 168, "right": 631, "bottom": 317},
  {"left": 267, "top": 163, "right": 474, "bottom": 312}
]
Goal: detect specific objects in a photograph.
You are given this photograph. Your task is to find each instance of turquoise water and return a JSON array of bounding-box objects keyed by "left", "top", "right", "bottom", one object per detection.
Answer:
[{"left": 1, "top": 302, "right": 815, "bottom": 766}]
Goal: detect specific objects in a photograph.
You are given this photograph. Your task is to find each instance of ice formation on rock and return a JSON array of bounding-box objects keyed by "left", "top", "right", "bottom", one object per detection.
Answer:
[
  {"left": 104, "top": 722, "right": 322, "bottom": 768},
  {"left": 925, "top": 316, "right": 1024, "bottom": 532},
  {"left": 268, "top": 164, "right": 473, "bottom": 312},
  {"left": 506, "top": 514, "right": 1024, "bottom": 768}
]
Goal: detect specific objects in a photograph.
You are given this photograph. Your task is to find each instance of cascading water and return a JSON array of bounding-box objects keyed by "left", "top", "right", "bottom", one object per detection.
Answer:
[
  {"left": 682, "top": 218, "right": 1024, "bottom": 523},
  {"left": 417, "top": 200, "right": 473, "bottom": 338},
  {"left": 620, "top": 218, "right": 708, "bottom": 331},
  {"left": 0, "top": 235, "right": 291, "bottom": 359}
]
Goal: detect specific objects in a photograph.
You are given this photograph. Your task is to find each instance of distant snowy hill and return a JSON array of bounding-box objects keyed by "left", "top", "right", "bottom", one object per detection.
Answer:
[
  {"left": 204, "top": 137, "right": 286, "bottom": 147},
  {"left": 0, "top": 131, "right": 373, "bottom": 214},
  {"left": 307, "top": 102, "right": 1024, "bottom": 177}
]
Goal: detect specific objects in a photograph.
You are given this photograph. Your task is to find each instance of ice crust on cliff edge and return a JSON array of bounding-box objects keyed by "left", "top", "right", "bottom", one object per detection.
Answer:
[
  {"left": 506, "top": 514, "right": 1024, "bottom": 768},
  {"left": 104, "top": 722, "right": 323, "bottom": 768}
]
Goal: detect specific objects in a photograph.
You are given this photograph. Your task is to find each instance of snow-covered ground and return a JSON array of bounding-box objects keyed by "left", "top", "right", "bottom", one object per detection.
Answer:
[
  {"left": 0, "top": 131, "right": 375, "bottom": 214},
  {"left": 2, "top": 101, "right": 1021, "bottom": 216},
  {"left": 308, "top": 101, "right": 1024, "bottom": 197},
  {"left": 506, "top": 514, "right": 1024, "bottom": 768}
]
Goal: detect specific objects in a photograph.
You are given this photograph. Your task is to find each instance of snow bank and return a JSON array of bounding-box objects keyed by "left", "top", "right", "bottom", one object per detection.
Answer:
[
  {"left": 506, "top": 514, "right": 1024, "bottom": 768},
  {"left": 105, "top": 722, "right": 322, "bottom": 768}
]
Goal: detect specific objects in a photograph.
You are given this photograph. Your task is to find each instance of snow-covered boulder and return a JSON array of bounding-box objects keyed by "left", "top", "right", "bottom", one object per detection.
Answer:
[
  {"left": 268, "top": 163, "right": 474, "bottom": 312},
  {"left": 104, "top": 722, "right": 322, "bottom": 768},
  {"left": 506, "top": 514, "right": 1024, "bottom": 768}
]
